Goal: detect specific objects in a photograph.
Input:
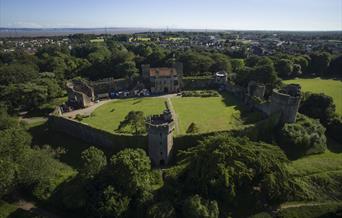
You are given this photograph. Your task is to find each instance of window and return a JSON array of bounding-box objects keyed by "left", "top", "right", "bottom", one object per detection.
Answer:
[{"left": 174, "top": 80, "right": 178, "bottom": 86}]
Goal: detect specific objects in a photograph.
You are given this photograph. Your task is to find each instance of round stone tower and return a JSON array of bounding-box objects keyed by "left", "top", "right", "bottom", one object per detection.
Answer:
[
  {"left": 146, "top": 110, "right": 175, "bottom": 166},
  {"left": 269, "top": 84, "right": 301, "bottom": 123}
]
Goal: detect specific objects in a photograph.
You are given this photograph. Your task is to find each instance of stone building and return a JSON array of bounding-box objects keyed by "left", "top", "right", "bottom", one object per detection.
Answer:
[
  {"left": 141, "top": 63, "right": 183, "bottom": 94},
  {"left": 146, "top": 110, "right": 175, "bottom": 166},
  {"left": 214, "top": 71, "right": 228, "bottom": 84},
  {"left": 247, "top": 81, "right": 266, "bottom": 99},
  {"left": 268, "top": 84, "right": 301, "bottom": 123},
  {"left": 66, "top": 79, "right": 95, "bottom": 108}
]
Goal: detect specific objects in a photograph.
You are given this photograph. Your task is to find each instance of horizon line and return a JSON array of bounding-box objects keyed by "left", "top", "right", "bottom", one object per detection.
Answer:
[{"left": 0, "top": 26, "right": 341, "bottom": 32}]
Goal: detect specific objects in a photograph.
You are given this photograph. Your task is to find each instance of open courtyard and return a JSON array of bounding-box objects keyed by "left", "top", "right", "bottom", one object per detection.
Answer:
[{"left": 81, "top": 93, "right": 261, "bottom": 135}]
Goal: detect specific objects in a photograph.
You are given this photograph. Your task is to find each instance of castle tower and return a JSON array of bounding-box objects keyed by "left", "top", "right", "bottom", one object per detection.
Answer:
[
  {"left": 247, "top": 81, "right": 265, "bottom": 99},
  {"left": 269, "top": 84, "right": 301, "bottom": 123},
  {"left": 146, "top": 110, "right": 175, "bottom": 166}
]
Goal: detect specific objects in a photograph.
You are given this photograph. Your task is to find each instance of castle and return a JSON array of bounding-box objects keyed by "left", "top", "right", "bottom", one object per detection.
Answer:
[
  {"left": 244, "top": 81, "right": 301, "bottom": 123},
  {"left": 146, "top": 110, "right": 175, "bottom": 166},
  {"left": 66, "top": 79, "right": 95, "bottom": 108},
  {"left": 141, "top": 62, "right": 183, "bottom": 94}
]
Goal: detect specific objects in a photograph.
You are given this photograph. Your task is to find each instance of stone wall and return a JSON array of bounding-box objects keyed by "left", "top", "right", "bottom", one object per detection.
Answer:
[
  {"left": 48, "top": 115, "right": 147, "bottom": 152},
  {"left": 90, "top": 78, "right": 130, "bottom": 95}
]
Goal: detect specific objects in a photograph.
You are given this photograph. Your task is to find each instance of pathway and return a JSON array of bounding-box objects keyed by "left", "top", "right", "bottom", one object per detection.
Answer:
[
  {"left": 62, "top": 94, "right": 179, "bottom": 119},
  {"left": 167, "top": 97, "right": 180, "bottom": 134},
  {"left": 62, "top": 99, "right": 112, "bottom": 118}
]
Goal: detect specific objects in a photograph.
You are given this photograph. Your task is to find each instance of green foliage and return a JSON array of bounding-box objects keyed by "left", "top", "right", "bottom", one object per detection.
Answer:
[
  {"left": 309, "top": 52, "right": 331, "bottom": 75},
  {"left": 299, "top": 92, "right": 336, "bottom": 125},
  {"left": 96, "top": 185, "right": 130, "bottom": 218},
  {"left": 20, "top": 147, "right": 75, "bottom": 200},
  {"left": 277, "top": 202, "right": 342, "bottom": 218},
  {"left": 186, "top": 122, "right": 199, "bottom": 134},
  {"left": 0, "top": 63, "right": 39, "bottom": 85},
  {"left": 182, "top": 195, "right": 219, "bottom": 218},
  {"left": 147, "top": 201, "right": 176, "bottom": 218},
  {"left": 117, "top": 111, "right": 146, "bottom": 135},
  {"left": 80, "top": 146, "right": 107, "bottom": 179},
  {"left": 181, "top": 90, "right": 219, "bottom": 97},
  {"left": 278, "top": 114, "right": 327, "bottom": 159},
  {"left": 326, "top": 115, "right": 342, "bottom": 144},
  {"left": 172, "top": 134, "right": 292, "bottom": 215},
  {"left": 329, "top": 54, "right": 342, "bottom": 76},
  {"left": 275, "top": 59, "right": 294, "bottom": 77},
  {"left": 109, "top": 149, "right": 153, "bottom": 196}
]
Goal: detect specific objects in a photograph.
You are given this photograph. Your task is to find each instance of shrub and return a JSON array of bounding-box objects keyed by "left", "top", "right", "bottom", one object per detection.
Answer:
[
  {"left": 186, "top": 122, "right": 199, "bottom": 134},
  {"left": 326, "top": 115, "right": 342, "bottom": 144},
  {"left": 181, "top": 90, "right": 219, "bottom": 97},
  {"left": 277, "top": 114, "right": 327, "bottom": 159},
  {"left": 75, "top": 114, "right": 83, "bottom": 121}
]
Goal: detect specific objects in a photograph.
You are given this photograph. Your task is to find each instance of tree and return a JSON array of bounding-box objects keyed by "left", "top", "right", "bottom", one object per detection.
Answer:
[
  {"left": 251, "top": 64, "right": 278, "bottom": 86},
  {"left": 115, "top": 61, "right": 139, "bottom": 79},
  {"left": 117, "top": 111, "right": 146, "bottom": 135},
  {"left": 231, "top": 59, "right": 245, "bottom": 73},
  {"left": 329, "top": 54, "right": 342, "bottom": 76},
  {"left": 183, "top": 195, "right": 219, "bottom": 218},
  {"left": 176, "top": 134, "right": 292, "bottom": 211},
  {"left": 109, "top": 149, "right": 152, "bottom": 196},
  {"left": 309, "top": 52, "right": 331, "bottom": 75},
  {"left": 147, "top": 201, "right": 176, "bottom": 218},
  {"left": 80, "top": 146, "right": 107, "bottom": 179},
  {"left": 0, "top": 63, "right": 39, "bottom": 85},
  {"left": 210, "top": 53, "right": 232, "bottom": 74},
  {"left": 96, "top": 186, "right": 130, "bottom": 218},
  {"left": 186, "top": 122, "right": 199, "bottom": 134},
  {"left": 294, "top": 55, "right": 310, "bottom": 74},
  {"left": 278, "top": 114, "right": 327, "bottom": 158},
  {"left": 275, "top": 59, "right": 294, "bottom": 77},
  {"left": 299, "top": 93, "right": 336, "bottom": 125}
]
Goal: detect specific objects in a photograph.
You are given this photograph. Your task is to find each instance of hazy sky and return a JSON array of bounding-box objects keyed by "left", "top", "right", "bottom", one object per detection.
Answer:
[{"left": 0, "top": 0, "right": 341, "bottom": 30}]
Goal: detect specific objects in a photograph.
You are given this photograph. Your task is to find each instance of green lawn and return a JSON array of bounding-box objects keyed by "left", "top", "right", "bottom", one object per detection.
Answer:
[
  {"left": 287, "top": 138, "right": 342, "bottom": 200},
  {"left": 82, "top": 98, "right": 166, "bottom": 133},
  {"left": 284, "top": 78, "right": 342, "bottom": 115},
  {"left": 171, "top": 93, "right": 261, "bottom": 134}
]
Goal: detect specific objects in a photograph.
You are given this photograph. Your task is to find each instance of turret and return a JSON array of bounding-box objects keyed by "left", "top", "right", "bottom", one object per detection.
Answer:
[{"left": 146, "top": 110, "right": 175, "bottom": 166}]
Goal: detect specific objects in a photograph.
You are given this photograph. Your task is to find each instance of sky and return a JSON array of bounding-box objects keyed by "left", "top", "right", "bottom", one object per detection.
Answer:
[{"left": 0, "top": 0, "right": 341, "bottom": 31}]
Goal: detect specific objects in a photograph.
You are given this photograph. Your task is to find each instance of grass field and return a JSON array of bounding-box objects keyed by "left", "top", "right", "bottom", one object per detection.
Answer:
[
  {"left": 82, "top": 98, "right": 166, "bottom": 133},
  {"left": 287, "top": 137, "right": 342, "bottom": 200},
  {"left": 82, "top": 94, "right": 261, "bottom": 135},
  {"left": 284, "top": 78, "right": 342, "bottom": 115},
  {"left": 171, "top": 93, "right": 261, "bottom": 134}
]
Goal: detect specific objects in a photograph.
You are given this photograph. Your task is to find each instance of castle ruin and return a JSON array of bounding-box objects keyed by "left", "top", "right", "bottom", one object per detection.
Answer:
[
  {"left": 244, "top": 82, "right": 301, "bottom": 123},
  {"left": 146, "top": 110, "right": 175, "bottom": 166},
  {"left": 66, "top": 79, "right": 95, "bottom": 108}
]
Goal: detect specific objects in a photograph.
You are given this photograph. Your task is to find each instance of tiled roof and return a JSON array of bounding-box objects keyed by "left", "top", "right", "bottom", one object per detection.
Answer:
[{"left": 149, "top": 68, "right": 177, "bottom": 77}]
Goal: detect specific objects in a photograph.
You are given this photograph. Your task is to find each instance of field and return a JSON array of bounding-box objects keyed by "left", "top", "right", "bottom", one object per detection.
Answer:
[
  {"left": 284, "top": 78, "right": 342, "bottom": 115},
  {"left": 82, "top": 98, "right": 166, "bottom": 133},
  {"left": 171, "top": 93, "right": 260, "bottom": 134},
  {"left": 81, "top": 93, "right": 261, "bottom": 135},
  {"left": 90, "top": 38, "right": 105, "bottom": 43}
]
